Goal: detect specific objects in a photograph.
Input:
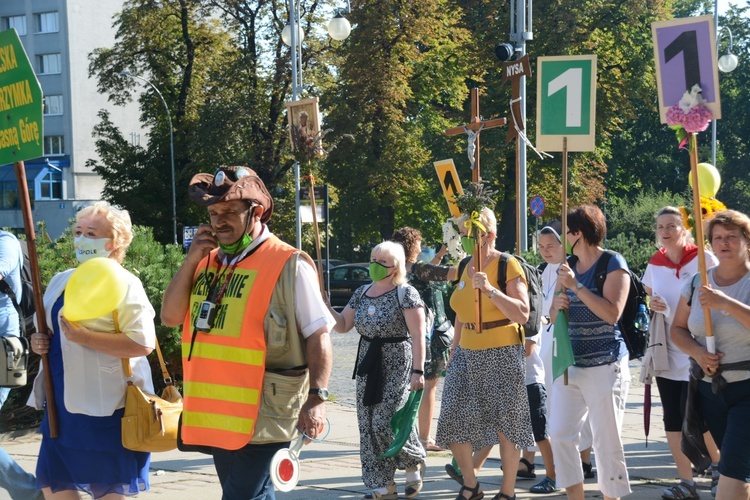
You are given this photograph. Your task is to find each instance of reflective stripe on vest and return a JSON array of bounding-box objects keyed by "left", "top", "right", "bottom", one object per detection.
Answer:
[{"left": 181, "top": 235, "right": 295, "bottom": 450}]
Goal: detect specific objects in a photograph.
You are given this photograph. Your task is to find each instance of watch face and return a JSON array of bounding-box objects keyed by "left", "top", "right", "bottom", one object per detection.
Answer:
[{"left": 311, "top": 388, "right": 329, "bottom": 401}]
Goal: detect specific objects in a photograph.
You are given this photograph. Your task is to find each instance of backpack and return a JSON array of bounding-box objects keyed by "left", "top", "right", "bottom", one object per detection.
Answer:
[
  {"left": 0, "top": 239, "right": 35, "bottom": 335},
  {"left": 568, "top": 250, "right": 648, "bottom": 359},
  {"left": 456, "top": 253, "right": 543, "bottom": 337}
]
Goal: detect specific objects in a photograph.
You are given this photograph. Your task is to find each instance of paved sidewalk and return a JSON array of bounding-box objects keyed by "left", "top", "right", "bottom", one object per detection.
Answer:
[{"left": 0, "top": 377, "right": 717, "bottom": 499}]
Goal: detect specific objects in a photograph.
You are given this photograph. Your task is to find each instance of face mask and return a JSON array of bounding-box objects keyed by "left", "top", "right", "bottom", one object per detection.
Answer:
[
  {"left": 218, "top": 233, "right": 253, "bottom": 255},
  {"left": 75, "top": 236, "right": 112, "bottom": 263},
  {"left": 461, "top": 236, "right": 475, "bottom": 255},
  {"left": 369, "top": 262, "right": 392, "bottom": 282}
]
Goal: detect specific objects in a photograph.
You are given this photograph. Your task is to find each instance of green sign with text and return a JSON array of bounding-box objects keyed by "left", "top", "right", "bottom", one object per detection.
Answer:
[{"left": 0, "top": 29, "right": 43, "bottom": 166}]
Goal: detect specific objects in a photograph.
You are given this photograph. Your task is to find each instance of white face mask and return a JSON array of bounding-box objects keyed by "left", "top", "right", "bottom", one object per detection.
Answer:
[{"left": 74, "top": 236, "right": 113, "bottom": 263}]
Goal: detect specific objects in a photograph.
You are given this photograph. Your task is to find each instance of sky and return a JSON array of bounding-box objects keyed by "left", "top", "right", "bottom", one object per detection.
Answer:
[{"left": 718, "top": 0, "right": 748, "bottom": 13}]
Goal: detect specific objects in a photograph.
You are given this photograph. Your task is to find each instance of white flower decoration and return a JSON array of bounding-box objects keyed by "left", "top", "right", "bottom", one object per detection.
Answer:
[{"left": 442, "top": 217, "right": 465, "bottom": 260}]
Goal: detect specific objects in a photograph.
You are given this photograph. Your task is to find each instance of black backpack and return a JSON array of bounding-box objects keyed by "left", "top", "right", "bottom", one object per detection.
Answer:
[
  {"left": 0, "top": 239, "right": 36, "bottom": 335},
  {"left": 568, "top": 250, "right": 648, "bottom": 359},
  {"left": 456, "top": 253, "right": 543, "bottom": 338}
]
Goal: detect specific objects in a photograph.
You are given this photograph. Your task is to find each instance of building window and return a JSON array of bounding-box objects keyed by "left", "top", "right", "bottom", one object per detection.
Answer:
[
  {"left": 44, "top": 136, "right": 64, "bottom": 156},
  {"left": 37, "top": 53, "right": 61, "bottom": 74},
  {"left": 39, "top": 170, "right": 62, "bottom": 199},
  {"left": 35, "top": 12, "right": 58, "bottom": 33},
  {"left": 0, "top": 182, "right": 19, "bottom": 209},
  {"left": 3, "top": 16, "right": 26, "bottom": 36},
  {"left": 43, "top": 95, "right": 63, "bottom": 115}
]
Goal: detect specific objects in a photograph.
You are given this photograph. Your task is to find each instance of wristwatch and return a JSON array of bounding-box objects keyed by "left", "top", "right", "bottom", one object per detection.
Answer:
[
  {"left": 575, "top": 282, "right": 585, "bottom": 294},
  {"left": 309, "top": 388, "right": 330, "bottom": 401}
]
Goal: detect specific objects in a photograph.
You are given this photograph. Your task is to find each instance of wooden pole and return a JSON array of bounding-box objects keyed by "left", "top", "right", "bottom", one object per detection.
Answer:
[
  {"left": 561, "top": 138, "right": 569, "bottom": 386},
  {"left": 13, "top": 161, "right": 59, "bottom": 437},
  {"left": 306, "top": 175, "right": 326, "bottom": 296},
  {"left": 471, "top": 91, "right": 483, "bottom": 334},
  {"left": 688, "top": 134, "right": 715, "bottom": 352}
]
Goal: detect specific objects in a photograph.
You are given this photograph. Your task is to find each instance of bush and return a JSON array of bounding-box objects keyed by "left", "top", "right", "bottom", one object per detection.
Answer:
[
  {"left": 606, "top": 189, "right": 688, "bottom": 243},
  {"left": 0, "top": 225, "right": 185, "bottom": 431}
]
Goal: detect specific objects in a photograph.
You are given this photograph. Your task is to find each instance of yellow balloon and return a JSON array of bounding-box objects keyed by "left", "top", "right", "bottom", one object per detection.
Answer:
[
  {"left": 689, "top": 162, "right": 721, "bottom": 198},
  {"left": 63, "top": 258, "right": 128, "bottom": 322}
]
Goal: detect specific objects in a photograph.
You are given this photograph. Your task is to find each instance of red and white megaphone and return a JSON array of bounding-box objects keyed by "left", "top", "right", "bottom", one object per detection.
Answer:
[{"left": 270, "top": 434, "right": 305, "bottom": 492}]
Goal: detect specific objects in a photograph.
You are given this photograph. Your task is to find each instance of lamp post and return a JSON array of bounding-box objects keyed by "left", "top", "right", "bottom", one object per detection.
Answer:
[
  {"left": 119, "top": 71, "right": 177, "bottom": 245},
  {"left": 711, "top": 2, "right": 739, "bottom": 169},
  {"left": 496, "top": 0, "right": 533, "bottom": 252},
  {"left": 283, "top": 1, "right": 351, "bottom": 249}
]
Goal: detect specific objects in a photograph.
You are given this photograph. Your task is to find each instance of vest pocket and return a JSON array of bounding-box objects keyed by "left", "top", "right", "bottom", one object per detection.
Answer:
[
  {"left": 252, "top": 370, "right": 308, "bottom": 444},
  {"left": 266, "top": 308, "right": 290, "bottom": 356}
]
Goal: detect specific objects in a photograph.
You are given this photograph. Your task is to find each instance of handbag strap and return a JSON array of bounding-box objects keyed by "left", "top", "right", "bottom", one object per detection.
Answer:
[{"left": 117, "top": 310, "right": 173, "bottom": 385}]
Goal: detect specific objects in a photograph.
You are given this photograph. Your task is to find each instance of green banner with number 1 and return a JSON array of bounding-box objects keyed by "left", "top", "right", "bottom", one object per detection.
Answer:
[{"left": 536, "top": 55, "right": 597, "bottom": 152}]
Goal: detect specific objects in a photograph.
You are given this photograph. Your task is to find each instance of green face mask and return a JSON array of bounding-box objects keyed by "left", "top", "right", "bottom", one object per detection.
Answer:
[
  {"left": 218, "top": 233, "right": 253, "bottom": 255},
  {"left": 461, "top": 236, "right": 475, "bottom": 255},
  {"left": 369, "top": 262, "right": 392, "bottom": 282}
]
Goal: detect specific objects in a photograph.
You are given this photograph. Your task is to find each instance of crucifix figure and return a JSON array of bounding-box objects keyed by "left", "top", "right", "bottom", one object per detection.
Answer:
[
  {"left": 446, "top": 88, "right": 507, "bottom": 182},
  {"left": 445, "top": 88, "right": 506, "bottom": 333}
]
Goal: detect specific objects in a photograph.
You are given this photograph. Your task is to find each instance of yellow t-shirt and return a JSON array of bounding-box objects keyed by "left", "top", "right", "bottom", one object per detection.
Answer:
[{"left": 450, "top": 256, "right": 526, "bottom": 350}]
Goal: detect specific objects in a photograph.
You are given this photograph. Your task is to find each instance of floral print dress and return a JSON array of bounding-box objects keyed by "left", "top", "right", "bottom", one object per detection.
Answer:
[{"left": 348, "top": 284, "right": 426, "bottom": 489}]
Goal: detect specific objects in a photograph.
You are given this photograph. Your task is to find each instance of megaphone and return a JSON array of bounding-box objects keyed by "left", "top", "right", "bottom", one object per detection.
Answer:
[{"left": 270, "top": 435, "right": 304, "bottom": 492}]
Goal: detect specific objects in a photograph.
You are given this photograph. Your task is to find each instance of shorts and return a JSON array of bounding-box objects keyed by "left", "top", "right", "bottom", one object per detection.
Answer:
[
  {"left": 526, "top": 382, "right": 548, "bottom": 442},
  {"left": 424, "top": 336, "right": 448, "bottom": 380},
  {"left": 697, "top": 378, "right": 750, "bottom": 482}
]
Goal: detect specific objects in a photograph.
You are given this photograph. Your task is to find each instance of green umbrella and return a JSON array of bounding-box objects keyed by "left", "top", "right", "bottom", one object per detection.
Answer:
[
  {"left": 377, "top": 389, "right": 424, "bottom": 459},
  {"left": 552, "top": 308, "right": 575, "bottom": 380}
]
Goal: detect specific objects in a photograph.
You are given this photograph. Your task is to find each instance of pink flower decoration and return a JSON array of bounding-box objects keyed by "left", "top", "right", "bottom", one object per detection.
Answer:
[
  {"left": 666, "top": 104, "right": 684, "bottom": 127},
  {"left": 681, "top": 105, "right": 712, "bottom": 133}
]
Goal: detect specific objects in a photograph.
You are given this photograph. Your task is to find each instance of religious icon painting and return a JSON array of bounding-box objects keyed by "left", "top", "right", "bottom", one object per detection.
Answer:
[{"left": 286, "top": 97, "right": 323, "bottom": 157}]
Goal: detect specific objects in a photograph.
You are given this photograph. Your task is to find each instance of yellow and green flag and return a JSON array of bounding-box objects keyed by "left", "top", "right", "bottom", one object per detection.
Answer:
[{"left": 552, "top": 308, "right": 575, "bottom": 380}]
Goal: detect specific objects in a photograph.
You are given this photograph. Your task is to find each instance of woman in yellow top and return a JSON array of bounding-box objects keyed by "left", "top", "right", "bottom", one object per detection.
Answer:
[{"left": 436, "top": 208, "right": 534, "bottom": 500}]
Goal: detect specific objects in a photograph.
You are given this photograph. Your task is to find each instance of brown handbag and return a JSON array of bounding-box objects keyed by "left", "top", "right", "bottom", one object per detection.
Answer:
[{"left": 118, "top": 313, "right": 182, "bottom": 453}]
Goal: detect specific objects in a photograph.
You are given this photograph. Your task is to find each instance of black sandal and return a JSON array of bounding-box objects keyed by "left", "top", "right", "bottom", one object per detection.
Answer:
[
  {"left": 491, "top": 494, "right": 516, "bottom": 500},
  {"left": 455, "top": 482, "right": 484, "bottom": 500},
  {"left": 516, "top": 457, "right": 536, "bottom": 479}
]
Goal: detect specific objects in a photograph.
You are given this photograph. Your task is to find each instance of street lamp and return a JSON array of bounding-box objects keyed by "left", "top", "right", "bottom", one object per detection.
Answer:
[
  {"left": 711, "top": 0, "right": 739, "bottom": 170},
  {"left": 118, "top": 71, "right": 177, "bottom": 246},
  {"left": 283, "top": 0, "right": 352, "bottom": 249}
]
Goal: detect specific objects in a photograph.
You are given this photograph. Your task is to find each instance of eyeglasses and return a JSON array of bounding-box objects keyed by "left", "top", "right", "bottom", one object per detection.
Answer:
[{"left": 656, "top": 223, "right": 680, "bottom": 233}]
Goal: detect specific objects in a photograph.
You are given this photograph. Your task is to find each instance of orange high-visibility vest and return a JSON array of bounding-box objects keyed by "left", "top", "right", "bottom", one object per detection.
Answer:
[{"left": 180, "top": 235, "right": 295, "bottom": 450}]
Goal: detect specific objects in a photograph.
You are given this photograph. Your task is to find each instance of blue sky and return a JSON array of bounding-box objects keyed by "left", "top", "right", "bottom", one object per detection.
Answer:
[{"left": 718, "top": 0, "right": 748, "bottom": 13}]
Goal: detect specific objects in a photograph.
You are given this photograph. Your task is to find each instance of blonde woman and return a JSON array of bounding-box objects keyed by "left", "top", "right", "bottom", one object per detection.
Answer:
[
  {"left": 328, "top": 241, "right": 427, "bottom": 499},
  {"left": 436, "top": 207, "right": 533, "bottom": 500},
  {"left": 29, "top": 202, "right": 155, "bottom": 499}
]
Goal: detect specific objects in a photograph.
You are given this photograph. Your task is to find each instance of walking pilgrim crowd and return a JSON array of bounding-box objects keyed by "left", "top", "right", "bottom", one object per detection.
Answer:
[{"left": 0, "top": 166, "right": 746, "bottom": 500}]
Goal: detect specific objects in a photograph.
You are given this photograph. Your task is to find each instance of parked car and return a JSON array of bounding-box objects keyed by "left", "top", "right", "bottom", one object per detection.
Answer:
[{"left": 327, "top": 263, "right": 371, "bottom": 310}]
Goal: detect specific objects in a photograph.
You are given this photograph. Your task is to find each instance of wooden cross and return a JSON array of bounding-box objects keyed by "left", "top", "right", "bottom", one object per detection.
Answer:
[
  {"left": 445, "top": 88, "right": 507, "bottom": 183},
  {"left": 445, "top": 88, "right": 506, "bottom": 333}
]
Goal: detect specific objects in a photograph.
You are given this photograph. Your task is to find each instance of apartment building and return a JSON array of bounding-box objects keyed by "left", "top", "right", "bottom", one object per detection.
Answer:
[{"left": 0, "top": 0, "right": 142, "bottom": 238}]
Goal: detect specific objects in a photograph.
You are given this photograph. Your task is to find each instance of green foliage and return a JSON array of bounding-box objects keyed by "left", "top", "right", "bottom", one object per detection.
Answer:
[
  {"left": 604, "top": 232, "right": 657, "bottom": 277},
  {"left": 606, "top": 189, "right": 688, "bottom": 242}
]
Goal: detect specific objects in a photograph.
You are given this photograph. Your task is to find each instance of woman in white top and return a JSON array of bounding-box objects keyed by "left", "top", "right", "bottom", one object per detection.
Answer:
[
  {"left": 29, "top": 202, "right": 156, "bottom": 499},
  {"left": 643, "top": 206, "right": 719, "bottom": 500}
]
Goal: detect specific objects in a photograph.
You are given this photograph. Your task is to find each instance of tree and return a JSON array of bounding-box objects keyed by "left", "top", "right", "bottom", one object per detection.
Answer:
[{"left": 323, "top": 0, "right": 476, "bottom": 259}]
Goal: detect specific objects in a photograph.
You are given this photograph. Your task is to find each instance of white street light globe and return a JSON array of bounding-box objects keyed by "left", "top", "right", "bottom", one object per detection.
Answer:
[
  {"left": 281, "top": 24, "right": 305, "bottom": 46},
  {"left": 718, "top": 53, "right": 738, "bottom": 73},
  {"left": 327, "top": 14, "right": 351, "bottom": 41}
]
